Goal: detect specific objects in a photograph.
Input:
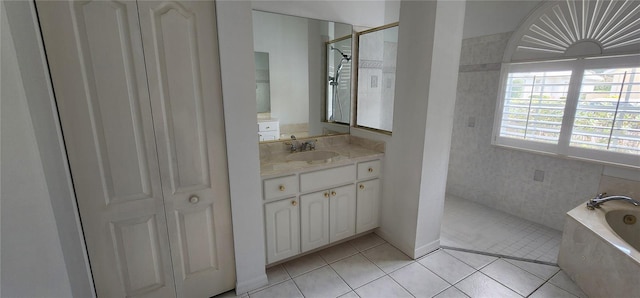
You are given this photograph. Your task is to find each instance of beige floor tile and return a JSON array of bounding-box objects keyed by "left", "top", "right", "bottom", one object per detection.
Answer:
[
  {"left": 433, "top": 286, "right": 469, "bottom": 298},
  {"left": 455, "top": 272, "right": 521, "bottom": 298},
  {"left": 355, "top": 276, "right": 412, "bottom": 298},
  {"left": 389, "top": 262, "right": 450, "bottom": 298},
  {"left": 330, "top": 254, "right": 385, "bottom": 289},
  {"left": 319, "top": 241, "right": 359, "bottom": 264},
  {"left": 444, "top": 249, "right": 497, "bottom": 269},
  {"left": 349, "top": 233, "right": 386, "bottom": 252},
  {"left": 249, "top": 280, "right": 302, "bottom": 298},
  {"left": 548, "top": 271, "right": 588, "bottom": 298},
  {"left": 504, "top": 258, "right": 560, "bottom": 280},
  {"left": 361, "top": 243, "right": 413, "bottom": 273},
  {"left": 282, "top": 253, "right": 327, "bottom": 277},
  {"left": 529, "top": 283, "right": 578, "bottom": 298},
  {"left": 293, "top": 266, "right": 350, "bottom": 298},
  {"left": 419, "top": 250, "right": 476, "bottom": 284},
  {"left": 480, "top": 259, "right": 544, "bottom": 296}
]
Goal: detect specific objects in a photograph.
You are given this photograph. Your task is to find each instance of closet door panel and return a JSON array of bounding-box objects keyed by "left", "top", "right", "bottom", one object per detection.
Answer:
[
  {"left": 138, "top": 1, "right": 236, "bottom": 297},
  {"left": 36, "top": 1, "right": 175, "bottom": 297}
]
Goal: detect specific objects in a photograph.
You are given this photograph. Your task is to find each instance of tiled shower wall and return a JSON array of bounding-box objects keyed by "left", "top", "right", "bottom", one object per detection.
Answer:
[{"left": 446, "top": 32, "right": 640, "bottom": 231}]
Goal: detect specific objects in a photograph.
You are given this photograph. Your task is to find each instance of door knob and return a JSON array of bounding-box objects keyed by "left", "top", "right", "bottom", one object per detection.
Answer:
[
  {"left": 291, "top": 200, "right": 297, "bottom": 206},
  {"left": 324, "top": 192, "right": 329, "bottom": 198},
  {"left": 331, "top": 191, "right": 337, "bottom": 196},
  {"left": 359, "top": 184, "right": 365, "bottom": 190},
  {"left": 189, "top": 195, "right": 199, "bottom": 204},
  {"left": 368, "top": 167, "right": 373, "bottom": 173},
  {"left": 279, "top": 185, "right": 286, "bottom": 191}
]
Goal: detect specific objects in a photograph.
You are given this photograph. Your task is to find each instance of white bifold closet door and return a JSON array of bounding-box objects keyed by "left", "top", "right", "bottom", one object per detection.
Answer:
[{"left": 37, "top": 1, "right": 235, "bottom": 297}]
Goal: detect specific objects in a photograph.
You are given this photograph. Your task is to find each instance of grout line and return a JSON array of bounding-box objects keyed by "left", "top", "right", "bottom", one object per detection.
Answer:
[
  {"left": 326, "top": 261, "right": 356, "bottom": 296},
  {"left": 474, "top": 270, "right": 526, "bottom": 297}
]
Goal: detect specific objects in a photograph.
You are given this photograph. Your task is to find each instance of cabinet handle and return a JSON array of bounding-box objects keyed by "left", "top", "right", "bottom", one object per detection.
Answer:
[
  {"left": 359, "top": 184, "right": 365, "bottom": 190},
  {"left": 291, "top": 200, "right": 297, "bottom": 206},
  {"left": 189, "top": 195, "right": 199, "bottom": 204},
  {"left": 266, "top": 126, "right": 270, "bottom": 129},
  {"left": 279, "top": 185, "right": 286, "bottom": 191},
  {"left": 368, "top": 167, "right": 374, "bottom": 173},
  {"left": 324, "top": 192, "right": 329, "bottom": 198},
  {"left": 331, "top": 191, "right": 337, "bottom": 196}
]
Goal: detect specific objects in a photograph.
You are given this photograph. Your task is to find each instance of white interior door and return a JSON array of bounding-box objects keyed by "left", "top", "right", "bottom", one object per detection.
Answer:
[
  {"left": 37, "top": 1, "right": 176, "bottom": 297},
  {"left": 137, "top": 1, "right": 236, "bottom": 296}
]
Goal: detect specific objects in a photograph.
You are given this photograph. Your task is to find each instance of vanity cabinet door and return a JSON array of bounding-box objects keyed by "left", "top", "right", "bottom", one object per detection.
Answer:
[
  {"left": 356, "top": 179, "right": 381, "bottom": 233},
  {"left": 265, "top": 198, "right": 300, "bottom": 263},
  {"left": 329, "top": 184, "right": 356, "bottom": 243},
  {"left": 300, "top": 191, "right": 330, "bottom": 252}
]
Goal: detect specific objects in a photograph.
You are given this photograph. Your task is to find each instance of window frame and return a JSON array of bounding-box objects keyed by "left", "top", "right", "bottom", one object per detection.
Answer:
[{"left": 492, "top": 54, "right": 640, "bottom": 169}]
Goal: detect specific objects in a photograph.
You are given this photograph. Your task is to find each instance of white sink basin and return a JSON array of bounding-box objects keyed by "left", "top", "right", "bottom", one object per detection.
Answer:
[{"left": 286, "top": 150, "right": 339, "bottom": 162}]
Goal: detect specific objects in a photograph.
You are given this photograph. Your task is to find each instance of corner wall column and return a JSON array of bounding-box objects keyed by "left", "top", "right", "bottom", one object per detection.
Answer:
[
  {"left": 215, "top": 0, "right": 268, "bottom": 294},
  {"left": 377, "top": 0, "right": 466, "bottom": 258}
]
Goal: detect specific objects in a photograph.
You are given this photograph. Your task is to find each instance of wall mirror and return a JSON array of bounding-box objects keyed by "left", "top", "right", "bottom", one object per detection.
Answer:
[
  {"left": 252, "top": 10, "right": 353, "bottom": 142},
  {"left": 356, "top": 23, "right": 399, "bottom": 133}
]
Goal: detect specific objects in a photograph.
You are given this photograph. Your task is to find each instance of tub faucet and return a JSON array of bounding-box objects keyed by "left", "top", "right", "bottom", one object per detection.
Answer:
[{"left": 586, "top": 193, "right": 640, "bottom": 210}]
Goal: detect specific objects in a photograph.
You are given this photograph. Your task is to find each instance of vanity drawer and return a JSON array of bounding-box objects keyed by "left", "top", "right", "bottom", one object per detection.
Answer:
[
  {"left": 300, "top": 165, "right": 356, "bottom": 192},
  {"left": 357, "top": 160, "right": 381, "bottom": 180},
  {"left": 259, "top": 131, "right": 278, "bottom": 141},
  {"left": 264, "top": 175, "right": 298, "bottom": 200},
  {"left": 258, "top": 121, "right": 278, "bottom": 132}
]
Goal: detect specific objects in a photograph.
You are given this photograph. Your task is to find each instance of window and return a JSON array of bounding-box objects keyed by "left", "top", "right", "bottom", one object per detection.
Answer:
[
  {"left": 494, "top": 56, "right": 640, "bottom": 168},
  {"left": 571, "top": 67, "right": 640, "bottom": 155}
]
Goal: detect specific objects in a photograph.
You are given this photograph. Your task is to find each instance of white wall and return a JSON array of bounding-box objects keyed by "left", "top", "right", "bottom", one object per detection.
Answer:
[
  {"left": 462, "top": 0, "right": 541, "bottom": 38},
  {"left": 252, "top": 0, "right": 389, "bottom": 28},
  {"left": 216, "top": 1, "right": 268, "bottom": 293},
  {"left": 1, "top": 2, "right": 92, "bottom": 296}
]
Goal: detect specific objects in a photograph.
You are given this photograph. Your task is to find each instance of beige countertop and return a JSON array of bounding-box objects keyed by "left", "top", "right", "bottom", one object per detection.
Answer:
[{"left": 259, "top": 136, "right": 384, "bottom": 178}]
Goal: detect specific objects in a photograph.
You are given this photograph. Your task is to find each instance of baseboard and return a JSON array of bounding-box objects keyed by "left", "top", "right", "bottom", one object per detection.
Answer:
[
  {"left": 413, "top": 239, "right": 439, "bottom": 259},
  {"left": 235, "top": 273, "right": 268, "bottom": 295}
]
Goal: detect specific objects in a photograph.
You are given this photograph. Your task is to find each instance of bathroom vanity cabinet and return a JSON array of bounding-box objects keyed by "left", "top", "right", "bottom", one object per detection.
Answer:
[
  {"left": 258, "top": 119, "right": 280, "bottom": 141},
  {"left": 263, "top": 159, "right": 382, "bottom": 264}
]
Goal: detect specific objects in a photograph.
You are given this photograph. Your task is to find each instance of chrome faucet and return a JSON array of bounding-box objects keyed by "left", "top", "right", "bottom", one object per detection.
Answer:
[
  {"left": 586, "top": 193, "right": 640, "bottom": 210},
  {"left": 284, "top": 138, "right": 316, "bottom": 153},
  {"left": 300, "top": 140, "right": 316, "bottom": 151},
  {"left": 285, "top": 135, "right": 298, "bottom": 153}
]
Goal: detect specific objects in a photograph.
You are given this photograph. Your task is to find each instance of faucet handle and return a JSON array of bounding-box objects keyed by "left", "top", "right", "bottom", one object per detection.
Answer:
[
  {"left": 284, "top": 141, "right": 298, "bottom": 152},
  {"left": 307, "top": 140, "right": 316, "bottom": 150}
]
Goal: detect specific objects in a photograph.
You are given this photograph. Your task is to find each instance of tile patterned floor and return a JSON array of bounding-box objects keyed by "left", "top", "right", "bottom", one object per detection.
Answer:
[
  {"left": 216, "top": 233, "right": 587, "bottom": 298},
  {"left": 441, "top": 196, "right": 563, "bottom": 263}
]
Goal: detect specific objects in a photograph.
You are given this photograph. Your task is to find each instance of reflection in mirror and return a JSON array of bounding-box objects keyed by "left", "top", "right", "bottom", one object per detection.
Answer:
[
  {"left": 356, "top": 24, "right": 399, "bottom": 133},
  {"left": 326, "top": 37, "right": 352, "bottom": 124},
  {"left": 255, "top": 52, "right": 270, "bottom": 113},
  {"left": 252, "top": 10, "right": 352, "bottom": 142}
]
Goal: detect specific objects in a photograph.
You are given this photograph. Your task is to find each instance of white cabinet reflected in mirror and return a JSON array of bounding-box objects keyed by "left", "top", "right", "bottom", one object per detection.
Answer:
[{"left": 252, "top": 10, "right": 352, "bottom": 142}]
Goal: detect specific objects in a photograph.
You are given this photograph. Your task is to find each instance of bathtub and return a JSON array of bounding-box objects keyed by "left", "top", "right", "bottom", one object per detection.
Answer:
[{"left": 558, "top": 200, "right": 640, "bottom": 297}]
